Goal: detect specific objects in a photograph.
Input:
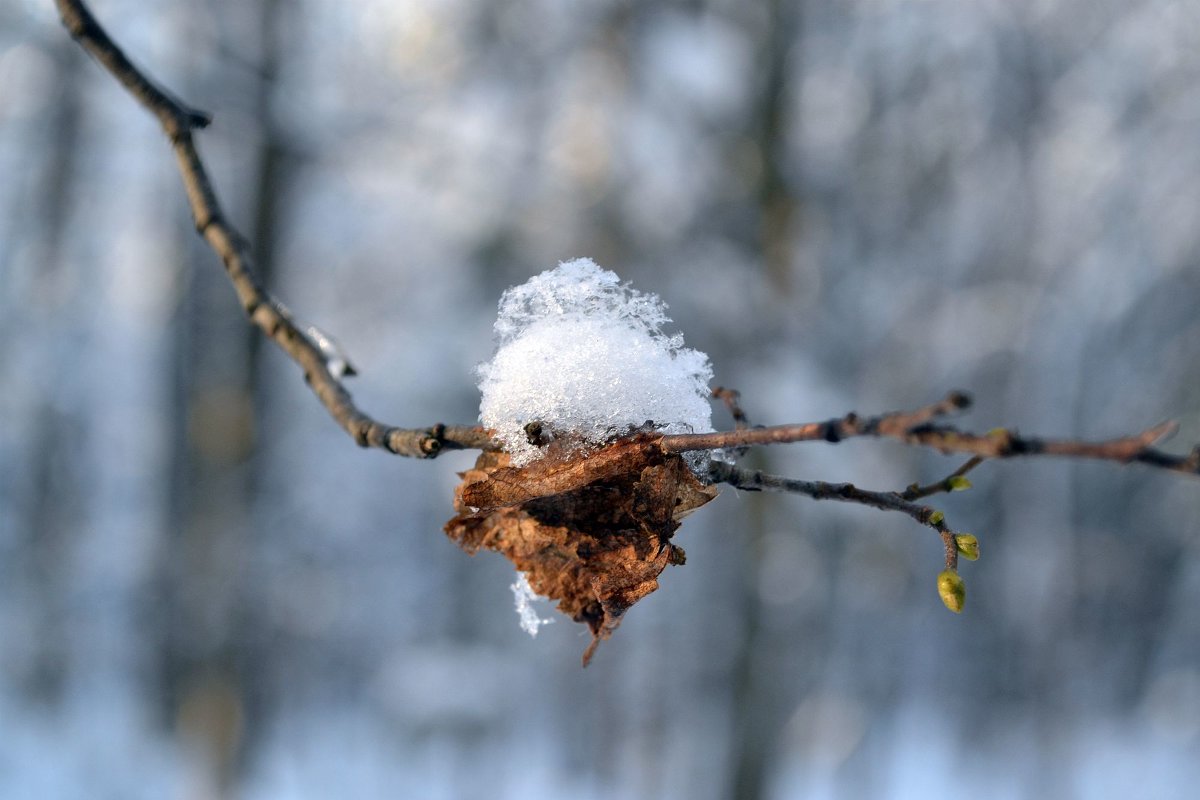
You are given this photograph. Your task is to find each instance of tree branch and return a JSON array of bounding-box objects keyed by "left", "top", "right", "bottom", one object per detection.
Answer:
[
  {"left": 708, "top": 461, "right": 964, "bottom": 571},
  {"left": 55, "top": 0, "right": 493, "bottom": 458},
  {"left": 900, "top": 457, "right": 983, "bottom": 500},
  {"left": 59, "top": 0, "right": 1200, "bottom": 622},
  {"left": 57, "top": 0, "right": 1200, "bottom": 481},
  {"left": 664, "top": 391, "right": 1200, "bottom": 478},
  {"left": 712, "top": 386, "right": 750, "bottom": 430}
]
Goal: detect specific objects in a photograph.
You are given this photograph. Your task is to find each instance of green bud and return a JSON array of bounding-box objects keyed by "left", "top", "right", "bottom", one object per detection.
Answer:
[
  {"left": 928, "top": 510, "right": 945, "bottom": 526},
  {"left": 937, "top": 569, "right": 966, "bottom": 613},
  {"left": 955, "top": 534, "right": 980, "bottom": 561},
  {"left": 947, "top": 476, "right": 973, "bottom": 492}
]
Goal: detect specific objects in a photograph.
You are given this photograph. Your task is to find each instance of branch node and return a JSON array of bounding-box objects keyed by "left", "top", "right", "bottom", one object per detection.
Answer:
[
  {"left": 712, "top": 386, "right": 750, "bottom": 430},
  {"left": 1006, "top": 435, "right": 1032, "bottom": 455},
  {"left": 946, "top": 390, "right": 972, "bottom": 410},
  {"left": 185, "top": 108, "right": 213, "bottom": 129},
  {"left": 353, "top": 421, "right": 371, "bottom": 448},
  {"left": 195, "top": 212, "right": 219, "bottom": 235},
  {"left": 420, "top": 424, "right": 447, "bottom": 457}
]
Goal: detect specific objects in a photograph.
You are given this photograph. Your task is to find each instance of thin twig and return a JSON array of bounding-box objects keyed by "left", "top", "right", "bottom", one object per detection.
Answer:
[
  {"left": 901, "top": 456, "right": 984, "bottom": 500},
  {"left": 666, "top": 391, "right": 971, "bottom": 452},
  {"left": 712, "top": 386, "right": 750, "bottom": 430},
  {"left": 711, "top": 386, "right": 752, "bottom": 460},
  {"left": 666, "top": 392, "right": 1200, "bottom": 478},
  {"left": 709, "top": 462, "right": 961, "bottom": 570},
  {"left": 55, "top": 0, "right": 494, "bottom": 458}
]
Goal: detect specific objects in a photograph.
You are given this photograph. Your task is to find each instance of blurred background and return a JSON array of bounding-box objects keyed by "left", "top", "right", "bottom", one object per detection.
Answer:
[{"left": 3, "top": 0, "right": 1200, "bottom": 797}]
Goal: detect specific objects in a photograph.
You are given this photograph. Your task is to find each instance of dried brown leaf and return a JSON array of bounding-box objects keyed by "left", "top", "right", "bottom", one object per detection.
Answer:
[{"left": 445, "top": 435, "right": 717, "bottom": 665}]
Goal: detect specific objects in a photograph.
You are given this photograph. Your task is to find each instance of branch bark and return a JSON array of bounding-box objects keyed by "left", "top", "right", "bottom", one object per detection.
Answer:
[
  {"left": 55, "top": 0, "right": 492, "bottom": 459},
  {"left": 708, "top": 461, "right": 964, "bottom": 571},
  {"left": 663, "top": 391, "right": 1200, "bottom": 477},
  {"left": 56, "top": 0, "right": 1200, "bottom": 484}
]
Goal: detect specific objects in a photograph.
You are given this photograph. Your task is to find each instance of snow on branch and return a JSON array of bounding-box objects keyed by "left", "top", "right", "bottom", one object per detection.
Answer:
[
  {"left": 56, "top": 0, "right": 1200, "bottom": 478},
  {"left": 478, "top": 258, "right": 715, "bottom": 466},
  {"left": 59, "top": 0, "right": 1200, "bottom": 662}
]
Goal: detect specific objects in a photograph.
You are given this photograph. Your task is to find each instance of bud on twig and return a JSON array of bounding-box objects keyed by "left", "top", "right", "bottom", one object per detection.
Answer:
[
  {"left": 954, "top": 534, "right": 980, "bottom": 561},
  {"left": 937, "top": 569, "right": 966, "bottom": 613}
]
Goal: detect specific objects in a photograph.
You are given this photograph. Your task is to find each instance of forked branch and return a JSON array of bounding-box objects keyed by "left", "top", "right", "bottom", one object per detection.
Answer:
[
  {"left": 709, "top": 460, "right": 967, "bottom": 572},
  {"left": 58, "top": 0, "right": 1200, "bottom": 490},
  {"left": 58, "top": 0, "right": 1200, "bottom": 623}
]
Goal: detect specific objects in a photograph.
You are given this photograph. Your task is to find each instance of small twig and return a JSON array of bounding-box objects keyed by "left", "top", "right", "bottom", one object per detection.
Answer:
[
  {"left": 54, "top": 0, "right": 211, "bottom": 138},
  {"left": 711, "top": 386, "right": 752, "bottom": 459},
  {"left": 667, "top": 392, "right": 1200, "bottom": 478},
  {"left": 709, "top": 462, "right": 961, "bottom": 570},
  {"left": 712, "top": 386, "right": 750, "bottom": 430},
  {"left": 666, "top": 391, "right": 971, "bottom": 452},
  {"left": 901, "top": 457, "right": 984, "bottom": 500},
  {"left": 55, "top": 0, "right": 494, "bottom": 458}
]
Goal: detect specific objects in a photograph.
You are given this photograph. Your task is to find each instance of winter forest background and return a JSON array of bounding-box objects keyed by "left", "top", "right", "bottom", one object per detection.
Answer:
[{"left": 3, "top": 0, "right": 1200, "bottom": 797}]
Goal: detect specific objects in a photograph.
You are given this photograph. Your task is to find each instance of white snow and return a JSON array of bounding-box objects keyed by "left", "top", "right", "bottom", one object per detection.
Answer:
[
  {"left": 477, "top": 258, "right": 716, "bottom": 466},
  {"left": 510, "top": 574, "right": 554, "bottom": 638}
]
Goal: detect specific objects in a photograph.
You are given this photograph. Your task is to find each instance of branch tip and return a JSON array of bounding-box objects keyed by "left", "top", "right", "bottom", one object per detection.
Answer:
[
  {"left": 353, "top": 421, "right": 371, "bottom": 447},
  {"left": 1145, "top": 420, "right": 1178, "bottom": 446},
  {"left": 186, "top": 108, "right": 213, "bottom": 129}
]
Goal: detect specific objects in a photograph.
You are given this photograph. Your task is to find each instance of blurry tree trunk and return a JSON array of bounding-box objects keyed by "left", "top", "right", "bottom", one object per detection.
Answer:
[
  {"left": 728, "top": 1, "right": 803, "bottom": 797},
  {"left": 727, "top": 448, "right": 775, "bottom": 800},
  {"left": 754, "top": 0, "right": 799, "bottom": 298},
  {"left": 158, "top": 0, "right": 291, "bottom": 793},
  {"left": 22, "top": 36, "right": 86, "bottom": 706}
]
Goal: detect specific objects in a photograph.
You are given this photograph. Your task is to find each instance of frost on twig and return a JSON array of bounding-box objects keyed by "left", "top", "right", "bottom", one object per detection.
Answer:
[
  {"left": 302, "top": 321, "right": 356, "bottom": 380},
  {"left": 510, "top": 573, "right": 554, "bottom": 638}
]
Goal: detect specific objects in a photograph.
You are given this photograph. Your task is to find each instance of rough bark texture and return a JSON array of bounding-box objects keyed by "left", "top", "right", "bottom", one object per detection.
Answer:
[{"left": 445, "top": 435, "right": 717, "bottom": 665}]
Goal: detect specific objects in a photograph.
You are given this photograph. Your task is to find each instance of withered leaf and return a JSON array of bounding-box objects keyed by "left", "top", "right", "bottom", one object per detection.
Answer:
[{"left": 444, "top": 435, "right": 717, "bottom": 665}]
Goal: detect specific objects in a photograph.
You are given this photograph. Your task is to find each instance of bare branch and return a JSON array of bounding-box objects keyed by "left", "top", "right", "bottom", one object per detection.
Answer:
[
  {"left": 55, "top": 0, "right": 211, "bottom": 137},
  {"left": 664, "top": 391, "right": 971, "bottom": 452},
  {"left": 711, "top": 386, "right": 750, "bottom": 430},
  {"left": 666, "top": 392, "right": 1200, "bottom": 478},
  {"left": 711, "top": 386, "right": 752, "bottom": 460},
  {"left": 709, "top": 461, "right": 962, "bottom": 571},
  {"left": 56, "top": 1, "right": 1200, "bottom": 481},
  {"left": 55, "top": 0, "right": 494, "bottom": 458}
]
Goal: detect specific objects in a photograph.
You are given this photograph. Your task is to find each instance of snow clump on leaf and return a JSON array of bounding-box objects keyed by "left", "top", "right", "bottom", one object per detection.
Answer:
[{"left": 477, "top": 258, "right": 715, "bottom": 465}]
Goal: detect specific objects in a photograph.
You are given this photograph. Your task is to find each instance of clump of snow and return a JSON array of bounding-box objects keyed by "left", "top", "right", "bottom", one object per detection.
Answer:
[
  {"left": 510, "top": 574, "right": 554, "bottom": 638},
  {"left": 477, "top": 258, "right": 715, "bottom": 466}
]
